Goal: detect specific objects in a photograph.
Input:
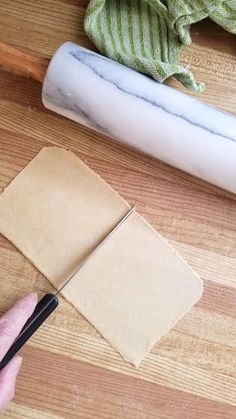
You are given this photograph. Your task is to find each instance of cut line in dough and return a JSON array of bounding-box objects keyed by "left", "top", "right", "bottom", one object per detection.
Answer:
[{"left": 0, "top": 147, "right": 203, "bottom": 365}]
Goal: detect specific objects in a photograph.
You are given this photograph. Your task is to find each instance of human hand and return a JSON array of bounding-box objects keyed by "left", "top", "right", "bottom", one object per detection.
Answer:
[{"left": 0, "top": 293, "right": 38, "bottom": 412}]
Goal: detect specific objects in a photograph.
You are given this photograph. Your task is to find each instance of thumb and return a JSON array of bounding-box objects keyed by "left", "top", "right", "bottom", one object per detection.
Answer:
[{"left": 0, "top": 356, "right": 22, "bottom": 411}]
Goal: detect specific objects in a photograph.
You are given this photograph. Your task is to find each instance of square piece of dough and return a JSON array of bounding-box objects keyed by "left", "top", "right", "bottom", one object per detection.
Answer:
[{"left": 0, "top": 147, "right": 202, "bottom": 365}]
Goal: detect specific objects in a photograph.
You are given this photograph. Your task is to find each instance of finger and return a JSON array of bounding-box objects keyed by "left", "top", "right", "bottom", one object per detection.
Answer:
[
  {"left": 0, "top": 356, "right": 22, "bottom": 411},
  {"left": 0, "top": 293, "right": 38, "bottom": 360}
]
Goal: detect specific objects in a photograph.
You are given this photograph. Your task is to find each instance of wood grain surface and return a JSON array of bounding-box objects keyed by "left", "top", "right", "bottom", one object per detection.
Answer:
[{"left": 0, "top": 1, "right": 236, "bottom": 418}]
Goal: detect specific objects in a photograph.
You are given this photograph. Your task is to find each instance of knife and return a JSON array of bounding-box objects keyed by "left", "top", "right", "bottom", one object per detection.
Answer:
[{"left": 0, "top": 205, "right": 135, "bottom": 371}]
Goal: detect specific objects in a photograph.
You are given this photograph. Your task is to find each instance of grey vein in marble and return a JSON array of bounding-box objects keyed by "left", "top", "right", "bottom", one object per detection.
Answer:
[
  {"left": 42, "top": 42, "right": 236, "bottom": 194},
  {"left": 69, "top": 50, "right": 236, "bottom": 143}
]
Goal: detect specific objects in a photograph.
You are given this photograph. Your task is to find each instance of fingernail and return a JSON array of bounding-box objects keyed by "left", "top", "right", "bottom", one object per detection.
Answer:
[
  {"left": 12, "top": 356, "right": 23, "bottom": 372},
  {"left": 24, "top": 292, "right": 38, "bottom": 303}
]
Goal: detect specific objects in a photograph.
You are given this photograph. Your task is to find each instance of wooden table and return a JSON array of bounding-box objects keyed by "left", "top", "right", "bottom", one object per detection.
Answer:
[{"left": 0, "top": 1, "right": 235, "bottom": 418}]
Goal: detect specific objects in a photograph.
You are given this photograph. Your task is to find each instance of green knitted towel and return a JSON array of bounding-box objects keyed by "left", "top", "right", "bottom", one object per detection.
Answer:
[{"left": 84, "top": 0, "right": 236, "bottom": 92}]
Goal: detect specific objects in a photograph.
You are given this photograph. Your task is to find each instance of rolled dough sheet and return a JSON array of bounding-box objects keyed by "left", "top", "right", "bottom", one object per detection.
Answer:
[{"left": 0, "top": 147, "right": 202, "bottom": 365}]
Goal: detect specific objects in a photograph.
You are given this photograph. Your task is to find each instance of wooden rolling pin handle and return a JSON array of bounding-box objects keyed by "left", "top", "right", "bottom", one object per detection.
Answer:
[{"left": 0, "top": 40, "right": 49, "bottom": 83}]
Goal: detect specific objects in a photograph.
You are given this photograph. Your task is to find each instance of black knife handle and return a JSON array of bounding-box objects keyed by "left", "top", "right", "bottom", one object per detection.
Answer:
[{"left": 0, "top": 293, "right": 58, "bottom": 371}]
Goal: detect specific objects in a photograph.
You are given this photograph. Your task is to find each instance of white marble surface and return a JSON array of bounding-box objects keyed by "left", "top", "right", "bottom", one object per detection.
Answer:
[{"left": 42, "top": 42, "right": 236, "bottom": 194}]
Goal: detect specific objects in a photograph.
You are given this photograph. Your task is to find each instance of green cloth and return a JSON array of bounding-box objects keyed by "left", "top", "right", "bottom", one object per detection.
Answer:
[{"left": 84, "top": 0, "right": 236, "bottom": 92}]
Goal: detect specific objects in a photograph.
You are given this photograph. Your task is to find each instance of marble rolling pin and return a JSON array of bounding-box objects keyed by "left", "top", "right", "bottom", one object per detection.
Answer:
[{"left": 1, "top": 40, "right": 236, "bottom": 194}]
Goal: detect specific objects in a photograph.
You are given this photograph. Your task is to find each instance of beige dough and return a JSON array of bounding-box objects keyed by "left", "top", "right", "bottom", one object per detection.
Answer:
[{"left": 0, "top": 147, "right": 202, "bottom": 365}]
